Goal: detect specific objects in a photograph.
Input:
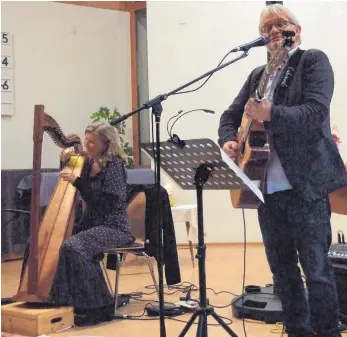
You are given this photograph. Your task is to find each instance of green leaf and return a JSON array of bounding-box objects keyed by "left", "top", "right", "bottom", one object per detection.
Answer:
[
  {"left": 127, "top": 157, "right": 134, "bottom": 168},
  {"left": 125, "top": 147, "right": 134, "bottom": 156}
]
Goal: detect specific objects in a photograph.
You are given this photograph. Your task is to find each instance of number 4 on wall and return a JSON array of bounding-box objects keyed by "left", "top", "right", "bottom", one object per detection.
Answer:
[{"left": 1, "top": 56, "right": 11, "bottom": 68}]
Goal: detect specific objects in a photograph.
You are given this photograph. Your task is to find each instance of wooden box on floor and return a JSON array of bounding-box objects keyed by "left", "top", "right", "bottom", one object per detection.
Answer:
[{"left": 1, "top": 302, "right": 74, "bottom": 336}]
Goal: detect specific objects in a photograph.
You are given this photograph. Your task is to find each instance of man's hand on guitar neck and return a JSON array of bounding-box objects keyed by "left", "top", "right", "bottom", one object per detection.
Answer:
[
  {"left": 245, "top": 97, "right": 271, "bottom": 121},
  {"left": 222, "top": 141, "right": 239, "bottom": 160}
]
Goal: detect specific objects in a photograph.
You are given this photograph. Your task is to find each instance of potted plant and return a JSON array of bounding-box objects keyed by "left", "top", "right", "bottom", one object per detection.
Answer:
[{"left": 90, "top": 106, "right": 134, "bottom": 168}]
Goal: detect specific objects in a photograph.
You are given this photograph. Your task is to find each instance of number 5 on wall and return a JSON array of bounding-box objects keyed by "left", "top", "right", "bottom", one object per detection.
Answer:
[{"left": 2, "top": 32, "right": 11, "bottom": 45}]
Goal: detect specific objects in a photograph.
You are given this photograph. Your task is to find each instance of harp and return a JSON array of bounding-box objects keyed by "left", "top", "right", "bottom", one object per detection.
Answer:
[{"left": 14, "top": 105, "right": 85, "bottom": 303}]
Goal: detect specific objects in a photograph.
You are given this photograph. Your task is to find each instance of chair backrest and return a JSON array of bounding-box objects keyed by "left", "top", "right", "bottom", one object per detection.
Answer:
[
  {"left": 126, "top": 168, "right": 154, "bottom": 185},
  {"left": 125, "top": 169, "right": 154, "bottom": 242},
  {"left": 126, "top": 192, "right": 146, "bottom": 241}
]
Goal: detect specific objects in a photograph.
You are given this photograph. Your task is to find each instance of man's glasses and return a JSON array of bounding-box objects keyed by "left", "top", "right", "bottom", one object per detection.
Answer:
[{"left": 260, "top": 19, "right": 296, "bottom": 34}]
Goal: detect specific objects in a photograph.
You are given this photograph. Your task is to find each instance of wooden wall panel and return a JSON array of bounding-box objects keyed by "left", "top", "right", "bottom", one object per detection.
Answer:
[
  {"left": 57, "top": 1, "right": 146, "bottom": 12},
  {"left": 57, "top": 1, "right": 145, "bottom": 166},
  {"left": 129, "top": 10, "right": 140, "bottom": 167}
]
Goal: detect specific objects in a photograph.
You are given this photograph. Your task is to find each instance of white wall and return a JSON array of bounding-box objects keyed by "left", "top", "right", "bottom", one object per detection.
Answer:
[
  {"left": 147, "top": 1, "right": 267, "bottom": 244},
  {"left": 146, "top": 1, "right": 347, "bottom": 243},
  {"left": 1, "top": 1, "right": 131, "bottom": 169}
]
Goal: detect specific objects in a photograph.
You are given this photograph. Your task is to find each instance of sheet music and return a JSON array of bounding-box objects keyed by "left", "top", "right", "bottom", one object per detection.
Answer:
[{"left": 220, "top": 149, "right": 264, "bottom": 203}]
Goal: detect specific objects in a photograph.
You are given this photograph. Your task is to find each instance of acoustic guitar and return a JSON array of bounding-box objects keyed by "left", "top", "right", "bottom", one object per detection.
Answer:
[
  {"left": 329, "top": 164, "right": 347, "bottom": 215},
  {"left": 231, "top": 33, "right": 294, "bottom": 209}
]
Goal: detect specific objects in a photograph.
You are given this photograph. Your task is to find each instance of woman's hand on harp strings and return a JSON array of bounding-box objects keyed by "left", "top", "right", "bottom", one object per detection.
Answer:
[
  {"left": 58, "top": 169, "right": 77, "bottom": 184},
  {"left": 60, "top": 147, "right": 87, "bottom": 164},
  {"left": 60, "top": 147, "right": 74, "bottom": 162}
]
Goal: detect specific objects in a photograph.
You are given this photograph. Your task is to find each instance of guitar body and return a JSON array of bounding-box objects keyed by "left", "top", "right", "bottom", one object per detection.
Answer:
[
  {"left": 230, "top": 114, "right": 270, "bottom": 209},
  {"left": 329, "top": 185, "right": 347, "bottom": 215}
]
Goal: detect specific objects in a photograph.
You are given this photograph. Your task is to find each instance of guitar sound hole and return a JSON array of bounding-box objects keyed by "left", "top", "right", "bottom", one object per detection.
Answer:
[
  {"left": 245, "top": 162, "right": 267, "bottom": 180},
  {"left": 249, "top": 132, "right": 267, "bottom": 147}
]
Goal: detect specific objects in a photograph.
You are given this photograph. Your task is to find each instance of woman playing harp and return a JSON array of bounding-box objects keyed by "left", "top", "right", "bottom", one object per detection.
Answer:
[
  {"left": 49, "top": 121, "right": 135, "bottom": 325},
  {"left": 19, "top": 120, "right": 134, "bottom": 326}
]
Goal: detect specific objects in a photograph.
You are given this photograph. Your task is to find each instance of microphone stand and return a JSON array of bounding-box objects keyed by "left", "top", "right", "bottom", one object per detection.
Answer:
[{"left": 110, "top": 50, "right": 249, "bottom": 337}]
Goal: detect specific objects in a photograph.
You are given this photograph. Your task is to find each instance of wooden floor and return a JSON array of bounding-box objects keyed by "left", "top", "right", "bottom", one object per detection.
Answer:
[{"left": 1, "top": 244, "right": 287, "bottom": 337}]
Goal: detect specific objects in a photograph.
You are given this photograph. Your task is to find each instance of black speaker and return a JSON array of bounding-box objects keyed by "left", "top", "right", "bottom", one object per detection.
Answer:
[
  {"left": 331, "top": 263, "right": 347, "bottom": 324},
  {"left": 231, "top": 284, "right": 284, "bottom": 323},
  {"left": 232, "top": 264, "right": 347, "bottom": 326}
]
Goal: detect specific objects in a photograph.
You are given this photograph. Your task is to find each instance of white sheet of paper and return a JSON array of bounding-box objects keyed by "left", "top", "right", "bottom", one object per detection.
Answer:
[{"left": 220, "top": 149, "right": 264, "bottom": 203}]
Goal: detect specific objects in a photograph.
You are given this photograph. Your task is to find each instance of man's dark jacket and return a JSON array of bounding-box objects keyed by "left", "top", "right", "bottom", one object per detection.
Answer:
[{"left": 218, "top": 48, "right": 347, "bottom": 201}]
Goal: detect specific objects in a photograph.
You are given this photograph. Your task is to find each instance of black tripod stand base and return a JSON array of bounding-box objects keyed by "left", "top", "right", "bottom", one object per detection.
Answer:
[{"left": 178, "top": 305, "right": 239, "bottom": 337}]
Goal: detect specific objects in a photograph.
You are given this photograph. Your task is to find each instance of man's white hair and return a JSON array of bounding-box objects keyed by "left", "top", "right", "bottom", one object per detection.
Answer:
[{"left": 259, "top": 4, "right": 301, "bottom": 43}]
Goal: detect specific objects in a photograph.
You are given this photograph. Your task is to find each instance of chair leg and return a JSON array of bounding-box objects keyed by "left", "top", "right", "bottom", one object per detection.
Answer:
[
  {"left": 143, "top": 253, "right": 160, "bottom": 300},
  {"left": 100, "top": 259, "right": 113, "bottom": 295},
  {"left": 185, "top": 221, "right": 195, "bottom": 267},
  {"left": 113, "top": 253, "right": 121, "bottom": 314}
]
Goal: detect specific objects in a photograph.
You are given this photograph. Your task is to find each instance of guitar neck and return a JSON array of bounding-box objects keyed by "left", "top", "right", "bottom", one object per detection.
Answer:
[
  {"left": 240, "top": 45, "right": 290, "bottom": 143},
  {"left": 257, "top": 45, "right": 289, "bottom": 100},
  {"left": 257, "top": 65, "right": 272, "bottom": 100}
]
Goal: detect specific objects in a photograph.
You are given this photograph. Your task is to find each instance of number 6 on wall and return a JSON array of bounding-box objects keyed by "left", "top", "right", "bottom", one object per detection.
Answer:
[{"left": 1, "top": 79, "right": 11, "bottom": 91}]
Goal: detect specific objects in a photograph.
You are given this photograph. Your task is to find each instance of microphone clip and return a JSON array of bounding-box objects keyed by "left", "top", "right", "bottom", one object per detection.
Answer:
[
  {"left": 168, "top": 134, "right": 186, "bottom": 149},
  {"left": 282, "top": 30, "right": 295, "bottom": 38}
]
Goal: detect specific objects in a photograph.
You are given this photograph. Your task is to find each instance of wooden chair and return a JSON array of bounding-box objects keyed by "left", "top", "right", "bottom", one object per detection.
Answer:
[{"left": 101, "top": 192, "right": 159, "bottom": 313}]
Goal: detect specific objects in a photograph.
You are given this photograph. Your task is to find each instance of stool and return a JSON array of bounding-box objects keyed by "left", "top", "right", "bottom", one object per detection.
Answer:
[{"left": 101, "top": 242, "right": 159, "bottom": 314}]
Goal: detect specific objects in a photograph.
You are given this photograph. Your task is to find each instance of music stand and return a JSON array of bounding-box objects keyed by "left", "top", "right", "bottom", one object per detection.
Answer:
[{"left": 142, "top": 138, "right": 261, "bottom": 337}]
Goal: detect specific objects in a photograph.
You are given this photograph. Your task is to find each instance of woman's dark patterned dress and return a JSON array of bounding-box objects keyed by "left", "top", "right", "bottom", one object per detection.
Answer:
[{"left": 49, "top": 155, "right": 134, "bottom": 309}]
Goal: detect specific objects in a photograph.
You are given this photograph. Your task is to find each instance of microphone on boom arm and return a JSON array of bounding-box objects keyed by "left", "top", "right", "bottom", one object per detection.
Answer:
[{"left": 230, "top": 36, "right": 271, "bottom": 53}]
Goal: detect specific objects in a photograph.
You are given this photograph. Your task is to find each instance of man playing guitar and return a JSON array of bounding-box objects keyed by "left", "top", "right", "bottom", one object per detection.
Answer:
[{"left": 218, "top": 4, "right": 347, "bottom": 337}]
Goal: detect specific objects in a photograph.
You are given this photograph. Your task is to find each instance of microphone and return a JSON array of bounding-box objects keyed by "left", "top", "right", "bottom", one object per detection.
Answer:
[
  {"left": 230, "top": 36, "right": 270, "bottom": 53},
  {"left": 109, "top": 114, "right": 128, "bottom": 126},
  {"left": 200, "top": 109, "right": 215, "bottom": 114}
]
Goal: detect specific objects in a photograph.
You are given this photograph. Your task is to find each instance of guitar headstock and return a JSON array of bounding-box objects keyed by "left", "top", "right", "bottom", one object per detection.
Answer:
[{"left": 267, "top": 31, "right": 295, "bottom": 72}]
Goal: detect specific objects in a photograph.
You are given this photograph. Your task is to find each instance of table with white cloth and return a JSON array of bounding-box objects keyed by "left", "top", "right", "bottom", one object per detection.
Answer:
[{"left": 170, "top": 204, "right": 200, "bottom": 267}]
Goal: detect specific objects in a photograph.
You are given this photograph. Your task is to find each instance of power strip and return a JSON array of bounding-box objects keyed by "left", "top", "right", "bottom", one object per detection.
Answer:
[
  {"left": 175, "top": 300, "right": 199, "bottom": 311},
  {"left": 145, "top": 303, "right": 183, "bottom": 317}
]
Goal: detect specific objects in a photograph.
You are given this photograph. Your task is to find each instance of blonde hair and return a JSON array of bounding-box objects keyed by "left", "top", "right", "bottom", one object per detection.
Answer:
[
  {"left": 259, "top": 4, "right": 301, "bottom": 43},
  {"left": 85, "top": 121, "right": 127, "bottom": 167}
]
